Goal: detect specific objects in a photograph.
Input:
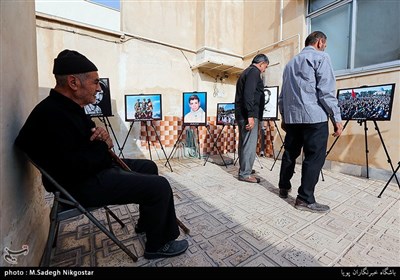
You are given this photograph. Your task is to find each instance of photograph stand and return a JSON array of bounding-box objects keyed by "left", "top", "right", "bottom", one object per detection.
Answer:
[
  {"left": 203, "top": 124, "right": 231, "bottom": 168},
  {"left": 120, "top": 120, "right": 173, "bottom": 172},
  {"left": 165, "top": 125, "right": 202, "bottom": 170},
  {"left": 267, "top": 119, "right": 284, "bottom": 171},
  {"left": 97, "top": 116, "right": 124, "bottom": 158},
  {"left": 325, "top": 119, "right": 399, "bottom": 197}
]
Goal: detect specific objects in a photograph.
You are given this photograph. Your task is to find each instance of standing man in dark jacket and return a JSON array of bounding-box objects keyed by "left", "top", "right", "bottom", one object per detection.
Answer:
[
  {"left": 278, "top": 31, "right": 343, "bottom": 213},
  {"left": 15, "top": 49, "right": 188, "bottom": 259},
  {"left": 235, "top": 54, "right": 269, "bottom": 183}
]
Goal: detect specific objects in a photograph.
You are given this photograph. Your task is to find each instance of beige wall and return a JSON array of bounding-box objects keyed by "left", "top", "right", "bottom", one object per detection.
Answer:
[
  {"left": 1, "top": 0, "right": 49, "bottom": 266},
  {"left": 122, "top": 1, "right": 197, "bottom": 51},
  {"left": 34, "top": 0, "right": 399, "bottom": 175}
]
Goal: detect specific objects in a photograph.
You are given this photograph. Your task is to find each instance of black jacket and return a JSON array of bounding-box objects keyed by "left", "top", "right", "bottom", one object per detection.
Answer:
[
  {"left": 235, "top": 64, "right": 265, "bottom": 121},
  {"left": 15, "top": 89, "right": 112, "bottom": 191}
]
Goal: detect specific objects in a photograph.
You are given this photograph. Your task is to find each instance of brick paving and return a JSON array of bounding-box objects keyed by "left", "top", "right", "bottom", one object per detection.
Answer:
[{"left": 48, "top": 156, "right": 400, "bottom": 267}]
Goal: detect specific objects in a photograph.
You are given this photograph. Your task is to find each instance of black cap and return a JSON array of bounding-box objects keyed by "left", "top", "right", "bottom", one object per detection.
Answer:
[{"left": 52, "top": 49, "right": 98, "bottom": 75}]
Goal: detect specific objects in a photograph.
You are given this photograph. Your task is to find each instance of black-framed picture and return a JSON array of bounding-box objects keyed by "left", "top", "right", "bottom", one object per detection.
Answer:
[
  {"left": 217, "top": 103, "right": 235, "bottom": 125},
  {"left": 182, "top": 92, "right": 207, "bottom": 126},
  {"left": 84, "top": 78, "right": 112, "bottom": 117},
  {"left": 262, "top": 86, "right": 279, "bottom": 120},
  {"left": 337, "top": 83, "right": 396, "bottom": 121},
  {"left": 125, "top": 94, "right": 162, "bottom": 121}
]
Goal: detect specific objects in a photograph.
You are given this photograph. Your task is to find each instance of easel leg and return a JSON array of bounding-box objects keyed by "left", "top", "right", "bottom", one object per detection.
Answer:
[
  {"left": 326, "top": 119, "right": 349, "bottom": 156},
  {"left": 150, "top": 121, "right": 173, "bottom": 172},
  {"left": 97, "top": 116, "right": 124, "bottom": 158},
  {"left": 378, "top": 162, "right": 400, "bottom": 198},
  {"left": 270, "top": 143, "right": 284, "bottom": 171},
  {"left": 165, "top": 126, "right": 186, "bottom": 169},
  {"left": 195, "top": 126, "right": 201, "bottom": 159},
  {"left": 144, "top": 121, "right": 152, "bottom": 160},
  {"left": 119, "top": 122, "right": 135, "bottom": 158},
  {"left": 204, "top": 124, "right": 228, "bottom": 168},
  {"left": 362, "top": 120, "right": 369, "bottom": 178}
]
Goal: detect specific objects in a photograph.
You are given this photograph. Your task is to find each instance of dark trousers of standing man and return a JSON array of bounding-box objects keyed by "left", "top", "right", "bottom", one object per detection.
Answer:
[
  {"left": 70, "top": 159, "right": 180, "bottom": 252},
  {"left": 278, "top": 122, "right": 328, "bottom": 204}
]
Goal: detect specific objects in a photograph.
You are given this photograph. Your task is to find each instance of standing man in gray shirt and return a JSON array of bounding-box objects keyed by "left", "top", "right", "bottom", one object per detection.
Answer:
[{"left": 278, "top": 31, "right": 343, "bottom": 213}]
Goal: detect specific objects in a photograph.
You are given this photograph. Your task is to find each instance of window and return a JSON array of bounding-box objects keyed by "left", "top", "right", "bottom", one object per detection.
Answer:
[{"left": 308, "top": 0, "right": 400, "bottom": 74}]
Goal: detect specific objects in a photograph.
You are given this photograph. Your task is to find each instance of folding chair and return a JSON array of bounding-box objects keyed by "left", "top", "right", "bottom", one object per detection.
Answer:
[{"left": 26, "top": 157, "right": 138, "bottom": 266}]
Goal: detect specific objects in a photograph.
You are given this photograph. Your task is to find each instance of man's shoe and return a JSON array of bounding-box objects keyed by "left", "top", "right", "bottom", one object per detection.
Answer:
[
  {"left": 239, "top": 176, "right": 260, "bottom": 183},
  {"left": 143, "top": 239, "right": 189, "bottom": 259},
  {"left": 294, "top": 198, "right": 330, "bottom": 213},
  {"left": 279, "top": 188, "right": 291, "bottom": 199}
]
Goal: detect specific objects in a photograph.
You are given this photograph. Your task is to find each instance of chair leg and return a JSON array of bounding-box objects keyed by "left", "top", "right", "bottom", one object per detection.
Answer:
[
  {"left": 40, "top": 193, "right": 61, "bottom": 267},
  {"left": 177, "top": 218, "right": 190, "bottom": 234},
  {"left": 104, "top": 206, "right": 125, "bottom": 228},
  {"left": 81, "top": 208, "right": 138, "bottom": 262}
]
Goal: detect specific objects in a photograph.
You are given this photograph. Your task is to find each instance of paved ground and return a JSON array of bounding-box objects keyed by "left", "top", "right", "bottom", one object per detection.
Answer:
[{"left": 48, "top": 156, "right": 399, "bottom": 267}]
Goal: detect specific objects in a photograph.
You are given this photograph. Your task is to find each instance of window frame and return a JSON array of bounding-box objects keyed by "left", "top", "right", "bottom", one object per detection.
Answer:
[{"left": 306, "top": 0, "right": 400, "bottom": 77}]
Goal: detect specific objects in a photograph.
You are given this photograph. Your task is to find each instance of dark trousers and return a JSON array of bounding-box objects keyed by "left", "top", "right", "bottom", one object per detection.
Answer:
[
  {"left": 279, "top": 122, "right": 328, "bottom": 204},
  {"left": 71, "top": 159, "right": 180, "bottom": 252}
]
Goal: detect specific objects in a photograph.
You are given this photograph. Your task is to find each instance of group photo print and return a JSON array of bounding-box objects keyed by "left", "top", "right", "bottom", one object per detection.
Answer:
[
  {"left": 124, "top": 94, "right": 163, "bottom": 121},
  {"left": 337, "top": 83, "right": 395, "bottom": 121}
]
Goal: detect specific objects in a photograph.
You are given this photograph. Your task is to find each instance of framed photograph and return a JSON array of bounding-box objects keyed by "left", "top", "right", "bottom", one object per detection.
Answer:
[
  {"left": 217, "top": 103, "right": 236, "bottom": 125},
  {"left": 337, "top": 83, "right": 396, "bottom": 121},
  {"left": 125, "top": 94, "right": 162, "bottom": 121},
  {"left": 262, "top": 86, "right": 279, "bottom": 120},
  {"left": 182, "top": 92, "right": 207, "bottom": 126},
  {"left": 84, "top": 78, "right": 112, "bottom": 117}
]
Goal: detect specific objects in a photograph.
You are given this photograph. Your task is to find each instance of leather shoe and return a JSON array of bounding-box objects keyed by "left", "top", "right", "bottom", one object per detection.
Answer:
[
  {"left": 294, "top": 198, "right": 330, "bottom": 213},
  {"left": 144, "top": 239, "right": 189, "bottom": 259},
  {"left": 239, "top": 176, "right": 260, "bottom": 183},
  {"left": 279, "top": 188, "right": 291, "bottom": 199}
]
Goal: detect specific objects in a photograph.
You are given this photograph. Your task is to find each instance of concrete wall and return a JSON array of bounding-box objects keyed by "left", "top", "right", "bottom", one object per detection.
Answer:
[
  {"left": 1, "top": 0, "right": 49, "bottom": 266},
  {"left": 36, "top": 0, "right": 120, "bottom": 31}
]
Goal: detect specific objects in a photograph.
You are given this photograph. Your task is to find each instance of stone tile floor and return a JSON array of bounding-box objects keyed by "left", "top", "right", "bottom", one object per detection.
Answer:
[{"left": 48, "top": 156, "right": 400, "bottom": 268}]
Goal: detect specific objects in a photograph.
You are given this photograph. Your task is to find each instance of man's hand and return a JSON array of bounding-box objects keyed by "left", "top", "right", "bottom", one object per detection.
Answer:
[
  {"left": 91, "top": 127, "right": 114, "bottom": 149},
  {"left": 246, "top": 117, "right": 255, "bottom": 130},
  {"left": 332, "top": 122, "right": 343, "bottom": 137}
]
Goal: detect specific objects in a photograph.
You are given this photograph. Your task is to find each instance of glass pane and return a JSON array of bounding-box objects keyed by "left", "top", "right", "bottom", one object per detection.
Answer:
[
  {"left": 309, "top": 0, "right": 337, "bottom": 13},
  {"left": 311, "top": 3, "right": 351, "bottom": 71},
  {"left": 355, "top": 0, "right": 400, "bottom": 68}
]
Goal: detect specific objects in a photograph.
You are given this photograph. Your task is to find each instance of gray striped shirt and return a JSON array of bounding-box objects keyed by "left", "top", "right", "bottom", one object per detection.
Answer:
[{"left": 278, "top": 46, "right": 342, "bottom": 124}]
